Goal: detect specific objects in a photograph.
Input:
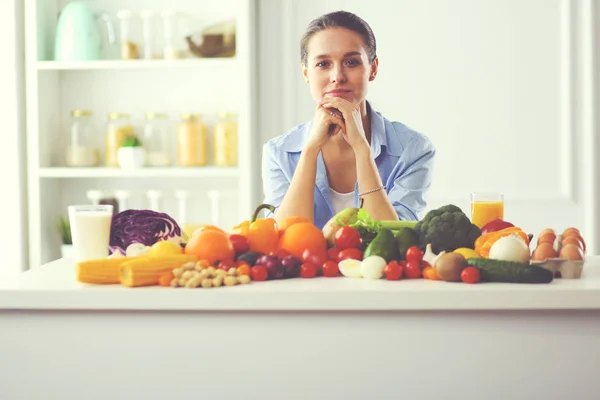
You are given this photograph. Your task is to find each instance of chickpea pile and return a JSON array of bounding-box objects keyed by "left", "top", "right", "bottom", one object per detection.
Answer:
[{"left": 170, "top": 261, "right": 251, "bottom": 288}]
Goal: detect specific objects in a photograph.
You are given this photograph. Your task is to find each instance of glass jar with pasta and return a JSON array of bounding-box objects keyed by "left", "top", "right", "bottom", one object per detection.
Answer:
[
  {"left": 213, "top": 112, "right": 238, "bottom": 167},
  {"left": 177, "top": 113, "right": 207, "bottom": 167},
  {"left": 105, "top": 113, "right": 135, "bottom": 167}
]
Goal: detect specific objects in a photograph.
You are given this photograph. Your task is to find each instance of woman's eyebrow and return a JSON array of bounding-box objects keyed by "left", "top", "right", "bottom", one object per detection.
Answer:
[{"left": 312, "top": 51, "right": 362, "bottom": 61}]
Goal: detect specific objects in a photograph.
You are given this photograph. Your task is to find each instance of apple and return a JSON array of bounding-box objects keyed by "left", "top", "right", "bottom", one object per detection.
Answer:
[{"left": 480, "top": 219, "right": 515, "bottom": 234}]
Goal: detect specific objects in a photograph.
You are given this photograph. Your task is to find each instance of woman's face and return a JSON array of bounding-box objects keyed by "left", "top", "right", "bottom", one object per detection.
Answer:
[{"left": 303, "top": 27, "right": 378, "bottom": 105}]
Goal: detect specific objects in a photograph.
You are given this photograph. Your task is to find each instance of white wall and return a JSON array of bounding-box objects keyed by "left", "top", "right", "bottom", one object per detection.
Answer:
[
  {"left": 0, "top": 0, "right": 27, "bottom": 279},
  {"left": 258, "top": 0, "right": 600, "bottom": 254}
]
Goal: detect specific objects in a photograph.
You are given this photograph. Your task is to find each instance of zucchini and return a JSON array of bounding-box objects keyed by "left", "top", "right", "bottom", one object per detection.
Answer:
[{"left": 467, "top": 258, "right": 554, "bottom": 284}]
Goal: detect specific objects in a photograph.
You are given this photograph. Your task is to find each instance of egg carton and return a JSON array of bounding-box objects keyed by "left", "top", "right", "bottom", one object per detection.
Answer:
[{"left": 530, "top": 258, "right": 585, "bottom": 279}]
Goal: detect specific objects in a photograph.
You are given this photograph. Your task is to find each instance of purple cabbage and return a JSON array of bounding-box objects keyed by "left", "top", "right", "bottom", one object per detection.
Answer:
[{"left": 109, "top": 209, "right": 183, "bottom": 255}]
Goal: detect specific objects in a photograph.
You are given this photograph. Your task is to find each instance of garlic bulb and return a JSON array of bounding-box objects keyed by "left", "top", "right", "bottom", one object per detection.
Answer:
[{"left": 489, "top": 234, "right": 530, "bottom": 263}]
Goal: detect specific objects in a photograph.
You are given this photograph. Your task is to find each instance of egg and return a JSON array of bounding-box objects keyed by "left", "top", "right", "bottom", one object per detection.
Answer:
[
  {"left": 531, "top": 242, "right": 558, "bottom": 261},
  {"left": 561, "top": 235, "right": 585, "bottom": 252},
  {"left": 537, "top": 232, "right": 556, "bottom": 246},
  {"left": 539, "top": 228, "right": 555, "bottom": 237},
  {"left": 559, "top": 243, "right": 584, "bottom": 261},
  {"left": 562, "top": 227, "right": 580, "bottom": 237},
  {"left": 561, "top": 229, "right": 586, "bottom": 250}
]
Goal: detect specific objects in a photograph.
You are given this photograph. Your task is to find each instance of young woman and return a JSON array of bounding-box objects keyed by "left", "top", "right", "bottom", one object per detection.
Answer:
[{"left": 261, "top": 10, "right": 435, "bottom": 229}]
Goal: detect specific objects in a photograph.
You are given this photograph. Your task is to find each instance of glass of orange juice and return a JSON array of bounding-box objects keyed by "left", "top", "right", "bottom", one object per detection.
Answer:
[{"left": 470, "top": 192, "right": 504, "bottom": 228}]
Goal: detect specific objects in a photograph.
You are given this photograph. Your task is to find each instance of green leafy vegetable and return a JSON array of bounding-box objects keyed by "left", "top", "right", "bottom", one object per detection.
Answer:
[
  {"left": 122, "top": 137, "right": 142, "bottom": 147},
  {"left": 348, "top": 209, "right": 417, "bottom": 249}
]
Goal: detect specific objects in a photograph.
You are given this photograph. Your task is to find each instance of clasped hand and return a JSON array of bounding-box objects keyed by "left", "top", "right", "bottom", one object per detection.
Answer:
[{"left": 306, "top": 96, "right": 369, "bottom": 152}]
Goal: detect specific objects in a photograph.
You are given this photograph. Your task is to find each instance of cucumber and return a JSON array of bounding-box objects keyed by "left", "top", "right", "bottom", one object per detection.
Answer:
[{"left": 467, "top": 258, "right": 554, "bottom": 284}]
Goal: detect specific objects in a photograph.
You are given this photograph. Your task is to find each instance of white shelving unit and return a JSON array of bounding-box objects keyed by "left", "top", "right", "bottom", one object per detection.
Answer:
[
  {"left": 37, "top": 58, "right": 236, "bottom": 71},
  {"left": 25, "top": 0, "right": 258, "bottom": 267},
  {"left": 38, "top": 167, "right": 240, "bottom": 178}
]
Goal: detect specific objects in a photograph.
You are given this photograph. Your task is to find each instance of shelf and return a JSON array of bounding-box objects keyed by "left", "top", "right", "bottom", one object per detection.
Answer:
[
  {"left": 38, "top": 167, "right": 239, "bottom": 178},
  {"left": 37, "top": 58, "right": 237, "bottom": 71}
]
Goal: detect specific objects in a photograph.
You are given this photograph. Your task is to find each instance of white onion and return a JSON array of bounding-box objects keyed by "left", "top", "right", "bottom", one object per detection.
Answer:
[
  {"left": 489, "top": 234, "right": 530, "bottom": 263},
  {"left": 125, "top": 243, "right": 150, "bottom": 257}
]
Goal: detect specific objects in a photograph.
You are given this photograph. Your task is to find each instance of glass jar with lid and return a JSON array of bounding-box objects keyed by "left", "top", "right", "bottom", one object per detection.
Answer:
[
  {"left": 213, "top": 112, "right": 238, "bottom": 167},
  {"left": 177, "top": 113, "right": 207, "bottom": 167},
  {"left": 117, "top": 10, "right": 140, "bottom": 60},
  {"left": 140, "top": 10, "right": 161, "bottom": 60},
  {"left": 105, "top": 113, "right": 135, "bottom": 167},
  {"left": 143, "top": 112, "right": 171, "bottom": 167},
  {"left": 66, "top": 109, "right": 100, "bottom": 167}
]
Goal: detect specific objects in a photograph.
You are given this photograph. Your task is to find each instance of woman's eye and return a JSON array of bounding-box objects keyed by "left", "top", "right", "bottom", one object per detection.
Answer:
[
  {"left": 316, "top": 61, "right": 329, "bottom": 67},
  {"left": 345, "top": 59, "right": 360, "bottom": 66}
]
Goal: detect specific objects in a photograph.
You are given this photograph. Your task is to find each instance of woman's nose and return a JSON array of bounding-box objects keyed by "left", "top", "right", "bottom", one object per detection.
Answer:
[{"left": 330, "top": 65, "right": 346, "bottom": 83}]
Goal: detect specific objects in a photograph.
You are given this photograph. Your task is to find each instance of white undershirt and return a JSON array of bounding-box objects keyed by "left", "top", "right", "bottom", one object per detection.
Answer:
[{"left": 330, "top": 187, "right": 355, "bottom": 214}]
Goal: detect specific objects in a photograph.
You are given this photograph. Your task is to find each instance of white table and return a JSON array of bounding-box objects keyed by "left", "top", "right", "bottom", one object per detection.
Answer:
[{"left": 1, "top": 257, "right": 600, "bottom": 400}]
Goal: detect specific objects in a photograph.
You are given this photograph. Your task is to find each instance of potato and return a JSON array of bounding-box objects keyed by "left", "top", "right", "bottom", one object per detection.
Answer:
[{"left": 435, "top": 253, "right": 468, "bottom": 282}]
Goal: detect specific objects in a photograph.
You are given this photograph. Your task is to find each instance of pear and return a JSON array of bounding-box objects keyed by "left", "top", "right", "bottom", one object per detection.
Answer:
[{"left": 322, "top": 207, "right": 360, "bottom": 246}]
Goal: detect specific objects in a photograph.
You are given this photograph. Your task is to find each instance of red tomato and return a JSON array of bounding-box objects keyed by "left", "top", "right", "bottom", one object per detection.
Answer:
[
  {"left": 228, "top": 234, "right": 250, "bottom": 256},
  {"left": 322, "top": 261, "right": 340, "bottom": 277},
  {"left": 327, "top": 247, "right": 341, "bottom": 261},
  {"left": 406, "top": 246, "right": 424, "bottom": 263},
  {"left": 300, "top": 262, "right": 318, "bottom": 279},
  {"left": 250, "top": 265, "right": 268, "bottom": 281},
  {"left": 334, "top": 226, "right": 362, "bottom": 250},
  {"left": 461, "top": 266, "right": 481, "bottom": 284},
  {"left": 384, "top": 261, "right": 403, "bottom": 280},
  {"left": 302, "top": 248, "right": 326, "bottom": 267},
  {"left": 404, "top": 261, "right": 422, "bottom": 279},
  {"left": 218, "top": 260, "right": 236, "bottom": 272},
  {"left": 275, "top": 248, "right": 291, "bottom": 260},
  {"left": 337, "top": 248, "right": 363, "bottom": 262}
]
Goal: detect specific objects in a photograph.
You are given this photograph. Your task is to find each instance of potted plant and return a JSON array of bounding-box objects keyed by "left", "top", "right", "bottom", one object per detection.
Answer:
[
  {"left": 117, "top": 136, "right": 145, "bottom": 169},
  {"left": 57, "top": 216, "right": 74, "bottom": 259}
]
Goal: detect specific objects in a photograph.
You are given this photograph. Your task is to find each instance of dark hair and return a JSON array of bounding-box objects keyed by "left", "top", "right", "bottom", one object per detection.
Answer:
[{"left": 300, "top": 11, "right": 377, "bottom": 66}]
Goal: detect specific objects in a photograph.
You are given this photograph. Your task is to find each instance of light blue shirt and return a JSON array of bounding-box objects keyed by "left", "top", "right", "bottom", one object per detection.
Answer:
[{"left": 261, "top": 103, "right": 436, "bottom": 229}]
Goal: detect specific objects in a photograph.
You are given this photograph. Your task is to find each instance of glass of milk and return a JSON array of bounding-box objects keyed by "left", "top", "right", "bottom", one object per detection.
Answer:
[{"left": 68, "top": 205, "right": 114, "bottom": 261}]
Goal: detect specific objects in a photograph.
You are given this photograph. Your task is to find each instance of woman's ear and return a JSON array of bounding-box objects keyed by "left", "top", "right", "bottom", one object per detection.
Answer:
[
  {"left": 302, "top": 63, "right": 309, "bottom": 83},
  {"left": 369, "top": 57, "right": 379, "bottom": 81}
]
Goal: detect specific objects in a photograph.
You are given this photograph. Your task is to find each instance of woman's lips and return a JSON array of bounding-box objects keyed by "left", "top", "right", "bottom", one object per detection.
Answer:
[{"left": 325, "top": 90, "right": 352, "bottom": 98}]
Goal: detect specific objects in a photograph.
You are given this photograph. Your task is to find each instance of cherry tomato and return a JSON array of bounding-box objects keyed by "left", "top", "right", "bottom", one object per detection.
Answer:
[
  {"left": 404, "top": 261, "right": 422, "bottom": 279},
  {"left": 275, "top": 248, "right": 291, "bottom": 260},
  {"left": 461, "top": 266, "right": 481, "bottom": 284},
  {"left": 300, "top": 262, "right": 318, "bottom": 279},
  {"left": 406, "top": 246, "right": 424, "bottom": 263},
  {"left": 250, "top": 265, "right": 268, "bottom": 281},
  {"left": 302, "top": 249, "right": 326, "bottom": 267},
  {"left": 322, "top": 261, "right": 340, "bottom": 277},
  {"left": 334, "top": 226, "right": 362, "bottom": 250},
  {"left": 327, "top": 247, "right": 341, "bottom": 261},
  {"left": 218, "top": 260, "right": 236, "bottom": 272},
  {"left": 228, "top": 234, "right": 250, "bottom": 256},
  {"left": 384, "top": 261, "right": 403, "bottom": 280},
  {"left": 337, "top": 248, "right": 363, "bottom": 262}
]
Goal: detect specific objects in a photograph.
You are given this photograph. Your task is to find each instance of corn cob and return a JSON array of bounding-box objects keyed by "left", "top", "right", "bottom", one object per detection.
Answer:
[
  {"left": 119, "top": 254, "right": 197, "bottom": 287},
  {"left": 77, "top": 257, "right": 145, "bottom": 284}
]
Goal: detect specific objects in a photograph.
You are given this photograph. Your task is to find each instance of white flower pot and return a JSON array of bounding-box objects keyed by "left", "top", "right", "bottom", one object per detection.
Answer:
[
  {"left": 118, "top": 147, "right": 145, "bottom": 169},
  {"left": 61, "top": 244, "right": 75, "bottom": 259}
]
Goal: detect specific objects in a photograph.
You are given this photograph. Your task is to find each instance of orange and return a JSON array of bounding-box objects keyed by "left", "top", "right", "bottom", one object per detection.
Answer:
[
  {"left": 279, "top": 222, "right": 327, "bottom": 260},
  {"left": 278, "top": 216, "right": 310, "bottom": 235},
  {"left": 192, "top": 225, "right": 225, "bottom": 237},
  {"left": 185, "top": 230, "right": 234, "bottom": 265}
]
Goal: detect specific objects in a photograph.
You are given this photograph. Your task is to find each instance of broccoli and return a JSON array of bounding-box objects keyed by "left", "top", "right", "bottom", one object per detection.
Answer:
[{"left": 414, "top": 204, "right": 481, "bottom": 254}]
